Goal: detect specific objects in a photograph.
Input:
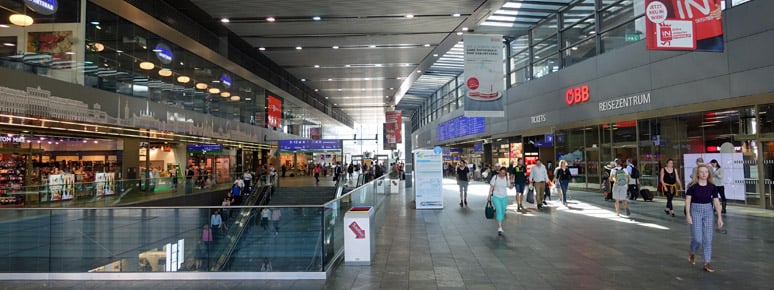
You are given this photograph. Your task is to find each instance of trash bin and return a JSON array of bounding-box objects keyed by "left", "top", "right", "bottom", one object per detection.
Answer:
[{"left": 344, "top": 206, "right": 375, "bottom": 265}]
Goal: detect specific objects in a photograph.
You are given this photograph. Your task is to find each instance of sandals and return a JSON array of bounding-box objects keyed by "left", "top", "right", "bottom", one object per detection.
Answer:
[
  {"left": 704, "top": 263, "right": 714, "bottom": 273},
  {"left": 688, "top": 253, "right": 695, "bottom": 265}
]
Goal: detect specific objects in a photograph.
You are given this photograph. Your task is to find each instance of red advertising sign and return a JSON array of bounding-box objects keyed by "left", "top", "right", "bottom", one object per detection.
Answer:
[
  {"left": 266, "top": 94, "right": 282, "bottom": 128},
  {"left": 565, "top": 85, "right": 590, "bottom": 106},
  {"left": 645, "top": 0, "right": 723, "bottom": 52},
  {"left": 348, "top": 221, "right": 365, "bottom": 239},
  {"left": 309, "top": 127, "right": 321, "bottom": 140},
  {"left": 385, "top": 111, "right": 402, "bottom": 144}
]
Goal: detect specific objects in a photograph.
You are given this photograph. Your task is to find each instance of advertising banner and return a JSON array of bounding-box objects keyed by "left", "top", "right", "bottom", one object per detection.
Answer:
[
  {"left": 385, "top": 111, "right": 402, "bottom": 144},
  {"left": 645, "top": 0, "right": 724, "bottom": 52},
  {"left": 683, "top": 153, "right": 743, "bottom": 200},
  {"left": 266, "top": 93, "right": 283, "bottom": 128},
  {"left": 310, "top": 127, "right": 321, "bottom": 140},
  {"left": 383, "top": 123, "right": 397, "bottom": 150},
  {"left": 414, "top": 148, "right": 443, "bottom": 209},
  {"left": 463, "top": 34, "right": 505, "bottom": 118}
]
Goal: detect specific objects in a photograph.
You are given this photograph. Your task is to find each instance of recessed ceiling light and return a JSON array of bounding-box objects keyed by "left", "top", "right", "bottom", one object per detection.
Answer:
[
  {"left": 337, "top": 89, "right": 342, "bottom": 91},
  {"left": 345, "top": 64, "right": 351, "bottom": 67},
  {"left": 328, "top": 78, "right": 333, "bottom": 81},
  {"left": 423, "top": 44, "right": 431, "bottom": 47},
  {"left": 332, "top": 45, "right": 339, "bottom": 49},
  {"left": 2, "top": 43, "right": 15, "bottom": 47},
  {"left": 397, "top": 77, "right": 403, "bottom": 80},
  {"left": 457, "top": 32, "right": 464, "bottom": 36},
  {"left": 295, "top": 46, "right": 303, "bottom": 50},
  {"left": 389, "top": 88, "right": 394, "bottom": 90},
  {"left": 259, "top": 47, "right": 266, "bottom": 51},
  {"left": 361, "top": 88, "right": 366, "bottom": 91},
  {"left": 369, "top": 45, "right": 376, "bottom": 48},
  {"left": 365, "top": 78, "right": 370, "bottom": 80},
  {"left": 220, "top": 18, "right": 230, "bottom": 23},
  {"left": 433, "top": 54, "right": 438, "bottom": 57},
  {"left": 462, "top": 27, "right": 469, "bottom": 31},
  {"left": 417, "top": 70, "right": 422, "bottom": 73},
  {"left": 325, "top": 97, "right": 329, "bottom": 99},
  {"left": 312, "top": 16, "right": 321, "bottom": 21},
  {"left": 266, "top": 17, "right": 276, "bottom": 22},
  {"left": 314, "top": 89, "right": 319, "bottom": 92},
  {"left": 301, "top": 78, "right": 307, "bottom": 82},
  {"left": 385, "top": 96, "right": 389, "bottom": 98},
  {"left": 405, "top": 14, "right": 414, "bottom": 19},
  {"left": 452, "top": 13, "right": 461, "bottom": 17},
  {"left": 314, "top": 64, "right": 320, "bottom": 68},
  {"left": 375, "top": 64, "right": 382, "bottom": 67}
]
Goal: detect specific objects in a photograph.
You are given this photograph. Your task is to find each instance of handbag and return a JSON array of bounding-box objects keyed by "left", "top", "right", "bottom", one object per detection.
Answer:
[{"left": 485, "top": 200, "right": 495, "bottom": 219}]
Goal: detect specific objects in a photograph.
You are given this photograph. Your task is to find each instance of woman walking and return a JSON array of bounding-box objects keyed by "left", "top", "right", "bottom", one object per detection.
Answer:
[
  {"left": 709, "top": 159, "right": 727, "bottom": 214},
  {"left": 488, "top": 167, "right": 513, "bottom": 236},
  {"left": 553, "top": 160, "right": 573, "bottom": 206},
  {"left": 685, "top": 164, "right": 724, "bottom": 272},
  {"left": 660, "top": 159, "right": 683, "bottom": 217}
]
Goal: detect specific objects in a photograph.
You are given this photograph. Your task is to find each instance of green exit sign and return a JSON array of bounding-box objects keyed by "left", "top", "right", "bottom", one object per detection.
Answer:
[{"left": 625, "top": 33, "right": 641, "bottom": 42}]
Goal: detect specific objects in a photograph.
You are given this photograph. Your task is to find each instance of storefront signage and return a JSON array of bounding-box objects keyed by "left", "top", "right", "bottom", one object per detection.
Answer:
[
  {"left": 220, "top": 74, "right": 232, "bottom": 88},
  {"left": 565, "top": 84, "right": 590, "bottom": 106},
  {"left": 0, "top": 136, "right": 25, "bottom": 143},
  {"left": 598, "top": 92, "right": 651, "bottom": 112},
  {"left": 279, "top": 139, "right": 342, "bottom": 151},
  {"left": 186, "top": 144, "right": 223, "bottom": 153},
  {"left": 531, "top": 114, "right": 546, "bottom": 124},
  {"left": 154, "top": 43, "right": 173, "bottom": 64},
  {"left": 25, "top": 0, "right": 58, "bottom": 15}
]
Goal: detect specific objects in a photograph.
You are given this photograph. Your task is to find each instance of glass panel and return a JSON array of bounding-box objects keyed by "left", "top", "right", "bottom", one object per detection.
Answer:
[
  {"left": 761, "top": 103, "right": 774, "bottom": 134},
  {"left": 532, "top": 17, "right": 559, "bottom": 45},
  {"left": 600, "top": 0, "right": 642, "bottom": 31},
  {"left": 511, "top": 66, "right": 529, "bottom": 86},
  {"left": 638, "top": 119, "right": 658, "bottom": 191},
  {"left": 601, "top": 18, "right": 646, "bottom": 53},
  {"left": 763, "top": 141, "right": 774, "bottom": 209},
  {"left": 562, "top": 18, "right": 596, "bottom": 48},
  {"left": 563, "top": 37, "right": 597, "bottom": 67},
  {"left": 563, "top": 0, "right": 596, "bottom": 28},
  {"left": 532, "top": 54, "right": 560, "bottom": 79},
  {"left": 509, "top": 35, "right": 530, "bottom": 55}
]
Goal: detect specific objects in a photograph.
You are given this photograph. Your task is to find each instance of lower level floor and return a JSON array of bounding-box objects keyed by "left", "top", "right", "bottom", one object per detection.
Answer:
[{"left": 1, "top": 178, "right": 772, "bottom": 289}]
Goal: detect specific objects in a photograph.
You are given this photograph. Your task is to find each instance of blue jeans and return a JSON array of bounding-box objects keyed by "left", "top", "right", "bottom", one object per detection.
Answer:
[
  {"left": 492, "top": 195, "right": 508, "bottom": 222},
  {"left": 559, "top": 180, "right": 569, "bottom": 202}
]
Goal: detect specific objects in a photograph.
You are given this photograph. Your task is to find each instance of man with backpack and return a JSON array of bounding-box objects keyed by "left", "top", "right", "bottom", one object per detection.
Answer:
[
  {"left": 625, "top": 159, "right": 640, "bottom": 201},
  {"left": 609, "top": 159, "right": 631, "bottom": 217}
]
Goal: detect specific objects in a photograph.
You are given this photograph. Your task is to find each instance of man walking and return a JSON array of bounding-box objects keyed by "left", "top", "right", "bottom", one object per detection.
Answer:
[
  {"left": 456, "top": 160, "right": 470, "bottom": 207},
  {"left": 529, "top": 159, "right": 549, "bottom": 210}
]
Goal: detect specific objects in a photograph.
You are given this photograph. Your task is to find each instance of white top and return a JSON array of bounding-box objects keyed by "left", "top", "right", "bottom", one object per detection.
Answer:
[
  {"left": 529, "top": 165, "right": 548, "bottom": 183},
  {"left": 625, "top": 164, "right": 637, "bottom": 185},
  {"left": 270, "top": 209, "right": 282, "bottom": 221},
  {"left": 261, "top": 208, "right": 271, "bottom": 218},
  {"left": 243, "top": 172, "right": 252, "bottom": 180},
  {"left": 490, "top": 174, "right": 510, "bottom": 198},
  {"left": 711, "top": 166, "right": 724, "bottom": 185}
]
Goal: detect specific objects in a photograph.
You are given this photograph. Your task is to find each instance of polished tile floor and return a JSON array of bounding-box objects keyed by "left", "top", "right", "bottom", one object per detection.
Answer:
[{"left": 1, "top": 178, "right": 773, "bottom": 289}]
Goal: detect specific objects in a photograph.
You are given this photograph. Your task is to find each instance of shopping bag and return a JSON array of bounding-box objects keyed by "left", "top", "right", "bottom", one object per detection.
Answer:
[
  {"left": 485, "top": 200, "right": 495, "bottom": 219},
  {"left": 526, "top": 185, "right": 535, "bottom": 204}
]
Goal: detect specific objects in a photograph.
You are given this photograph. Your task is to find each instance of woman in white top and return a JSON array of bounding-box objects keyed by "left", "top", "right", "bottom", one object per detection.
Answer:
[
  {"left": 489, "top": 167, "right": 513, "bottom": 236},
  {"left": 709, "top": 159, "right": 726, "bottom": 214}
]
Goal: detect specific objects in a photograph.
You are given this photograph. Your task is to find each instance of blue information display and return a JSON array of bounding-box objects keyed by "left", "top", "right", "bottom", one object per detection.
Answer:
[
  {"left": 473, "top": 142, "right": 484, "bottom": 153},
  {"left": 280, "top": 139, "right": 342, "bottom": 151},
  {"left": 187, "top": 144, "right": 223, "bottom": 153},
  {"left": 437, "top": 116, "right": 485, "bottom": 141}
]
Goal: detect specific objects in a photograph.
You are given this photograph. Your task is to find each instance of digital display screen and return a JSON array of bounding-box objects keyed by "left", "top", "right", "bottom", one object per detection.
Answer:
[
  {"left": 279, "top": 139, "right": 342, "bottom": 151},
  {"left": 437, "top": 116, "right": 485, "bottom": 141}
]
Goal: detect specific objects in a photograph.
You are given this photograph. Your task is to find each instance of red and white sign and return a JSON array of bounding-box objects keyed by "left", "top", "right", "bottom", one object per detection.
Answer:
[
  {"left": 645, "top": 0, "right": 723, "bottom": 51},
  {"left": 348, "top": 221, "right": 366, "bottom": 239},
  {"left": 266, "top": 94, "right": 282, "bottom": 128},
  {"left": 385, "top": 111, "right": 402, "bottom": 144},
  {"left": 565, "top": 85, "right": 590, "bottom": 106}
]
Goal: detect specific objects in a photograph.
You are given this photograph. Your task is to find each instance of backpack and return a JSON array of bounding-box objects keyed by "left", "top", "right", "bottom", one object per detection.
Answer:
[
  {"left": 614, "top": 169, "right": 628, "bottom": 185},
  {"left": 629, "top": 165, "right": 640, "bottom": 179}
]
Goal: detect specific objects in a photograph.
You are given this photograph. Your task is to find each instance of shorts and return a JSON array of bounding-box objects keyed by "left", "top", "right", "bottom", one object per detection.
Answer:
[{"left": 613, "top": 186, "right": 628, "bottom": 200}]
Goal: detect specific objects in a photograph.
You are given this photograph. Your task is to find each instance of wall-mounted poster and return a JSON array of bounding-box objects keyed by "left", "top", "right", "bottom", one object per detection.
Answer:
[
  {"left": 27, "top": 31, "right": 74, "bottom": 62},
  {"left": 645, "top": 0, "right": 724, "bottom": 52},
  {"left": 95, "top": 172, "right": 116, "bottom": 196}
]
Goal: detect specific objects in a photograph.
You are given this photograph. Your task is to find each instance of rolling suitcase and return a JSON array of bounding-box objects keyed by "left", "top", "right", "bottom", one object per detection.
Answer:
[{"left": 640, "top": 189, "right": 654, "bottom": 201}]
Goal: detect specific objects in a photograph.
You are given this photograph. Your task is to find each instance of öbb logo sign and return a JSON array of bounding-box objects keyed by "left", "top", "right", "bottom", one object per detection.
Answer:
[{"left": 565, "top": 85, "right": 590, "bottom": 106}]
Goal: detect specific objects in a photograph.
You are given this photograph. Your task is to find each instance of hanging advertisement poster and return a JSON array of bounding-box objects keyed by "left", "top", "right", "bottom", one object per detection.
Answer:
[
  {"left": 266, "top": 93, "right": 283, "bottom": 128},
  {"left": 463, "top": 34, "right": 505, "bottom": 118},
  {"left": 310, "top": 127, "right": 322, "bottom": 140},
  {"left": 645, "top": 0, "right": 724, "bottom": 52},
  {"left": 383, "top": 123, "right": 397, "bottom": 150},
  {"left": 414, "top": 148, "right": 443, "bottom": 209},
  {"left": 385, "top": 111, "right": 402, "bottom": 144}
]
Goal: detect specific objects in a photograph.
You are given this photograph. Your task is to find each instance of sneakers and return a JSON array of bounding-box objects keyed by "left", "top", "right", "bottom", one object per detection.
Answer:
[
  {"left": 703, "top": 263, "right": 714, "bottom": 273},
  {"left": 625, "top": 207, "right": 631, "bottom": 216},
  {"left": 688, "top": 253, "right": 695, "bottom": 265},
  {"left": 464, "top": 199, "right": 468, "bottom": 206},
  {"left": 497, "top": 227, "right": 503, "bottom": 236},
  {"left": 459, "top": 201, "right": 463, "bottom": 207}
]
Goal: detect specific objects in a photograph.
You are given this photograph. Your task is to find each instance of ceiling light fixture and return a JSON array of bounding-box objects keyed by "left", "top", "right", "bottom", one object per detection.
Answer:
[
  {"left": 417, "top": 70, "right": 422, "bottom": 73},
  {"left": 457, "top": 32, "right": 464, "bottom": 36},
  {"left": 196, "top": 83, "right": 208, "bottom": 90},
  {"left": 390, "top": 88, "right": 394, "bottom": 90},
  {"left": 345, "top": 64, "right": 351, "bottom": 67},
  {"left": 220, "top": 18, "right": 230, "bottom": 23},
  {"left": 332, "top": 45, "right": 339, "bottom": 49},
  {"left": 9, "top": 14, "right": 33, "bottom": 27},
  {"left": 301, "top": 78, "right": 307, "bottom": 82},
  {"left": 314, "top": 89, "right": 319, "bottom": 92},
  {"left": 177, "top": 75, "right": 191, "bottom": 83},
  {"left": 462, "top": 27, "right": 469, "bottom": 31},
  {"left": 433, "top": 54, "right": 438, "bottom": 57},
  {"left": 208, "top": 88, "right": 221, "bottom": 94},
  {"left": 296, "top": 46, "right": 303, "bottom": 50},
  {"left": 327, "top": 78, "right": 333, "bottom": 81},
  {"left": 369, "top": 45, "right": 376, "bottom": 48},
  {"left": 220, "top": 92, "right": 231, "bottom": 97},
  {"left": 158, "top": 69, "right": 172, "bottom": 77},
  {"left": 230, "top": 95, "right": 241, "bottom": 101},
  {"left": 139, "top": 61, "right": 155, "bottom": 70},
  {"left": 375, "top": 64, "right": 382, "bottom": 67},
  {"left": 266, "top": 17, "right": 276, "bottom": 22},
  {"left": 312, "top": 16, "right": 321, "bottom": 21},
  {"left": 452, "top": 13, "right": 461, "bottom": 17},
  {"left": 259, "top": 47, "right": 266, "bottom": 51},
  {"left": 314, "top": 64, "right": 320, "bottom": 68},
  {"left": 423, "top": 44, "right": 431, "bottom": 47},
  {"left": 405, "top": 14, "right": 414, "bottom": 19}
]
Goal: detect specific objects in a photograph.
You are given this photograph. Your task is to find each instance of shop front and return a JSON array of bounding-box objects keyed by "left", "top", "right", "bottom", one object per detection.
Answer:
[{"left": 186, "top": 144, "right": 233, "bottom": 189}]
